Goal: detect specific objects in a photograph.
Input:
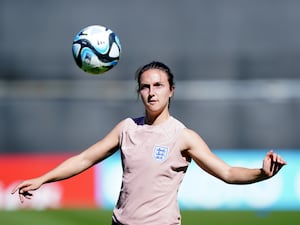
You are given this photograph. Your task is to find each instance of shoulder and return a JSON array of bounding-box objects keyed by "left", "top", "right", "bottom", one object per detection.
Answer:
[
  {"left": 116, "top": 117, "right": 143, "bottom": 132},
  {"left": 169, "top": 116, "right": 186, "bottom": 129},
  {"left": 181, "top": 128, "right": 199, "bottom": 142},
  {"left": 109, "top": 118, "right": 131, "bottom": 135},
  {"left": 180, "top": 128, "right": 208, "bottom": 151}
]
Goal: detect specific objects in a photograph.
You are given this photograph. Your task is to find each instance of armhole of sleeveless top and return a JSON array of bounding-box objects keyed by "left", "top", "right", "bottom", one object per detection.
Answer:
[
  {"left": 174, "top": 127, "right": 192, "bottom": 165},
  {"left": 118, "top": 118, "right": 131, "bottom": 144}
]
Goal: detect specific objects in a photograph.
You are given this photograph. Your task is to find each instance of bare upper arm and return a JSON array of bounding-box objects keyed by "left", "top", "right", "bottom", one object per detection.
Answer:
[
  {"left": 78, "top": 119, "right": 126, "bottom": 168},
  {"left": 181, "top": 128, "right": 231, "bottom": 181}
]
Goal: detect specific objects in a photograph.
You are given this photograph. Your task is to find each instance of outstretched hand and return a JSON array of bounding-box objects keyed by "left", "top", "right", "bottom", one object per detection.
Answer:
[
  {"left": 11, "top": 178, "right": 43, "bottom": 203},
  {"left": 262, "top": 150, "right": 287, "bottom": 177}
]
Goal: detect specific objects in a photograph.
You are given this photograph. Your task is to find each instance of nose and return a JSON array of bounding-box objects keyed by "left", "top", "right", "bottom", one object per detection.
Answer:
[{"left": 149, "top": 85, "right": 155, "bottom": 96}]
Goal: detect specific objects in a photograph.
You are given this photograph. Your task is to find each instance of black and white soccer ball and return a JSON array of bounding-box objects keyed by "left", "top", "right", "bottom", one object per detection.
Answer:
[{"left": 72, "top": 25, "right": 121, "bottom": 75}]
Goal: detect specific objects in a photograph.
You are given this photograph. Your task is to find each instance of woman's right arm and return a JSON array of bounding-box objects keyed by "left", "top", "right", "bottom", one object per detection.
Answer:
[{"left": 11, "top": 120, "right": 125, "bottom": 203}]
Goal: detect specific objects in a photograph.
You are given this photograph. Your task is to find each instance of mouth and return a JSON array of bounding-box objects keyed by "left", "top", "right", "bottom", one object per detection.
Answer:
[{"left": 148, "top": 99, "right": 158, "bottom": 105}]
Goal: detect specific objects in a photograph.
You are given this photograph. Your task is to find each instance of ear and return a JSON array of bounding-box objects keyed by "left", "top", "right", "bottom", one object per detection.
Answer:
[{"left": 169, "top": 85, "right": 175, "bottom": 98}]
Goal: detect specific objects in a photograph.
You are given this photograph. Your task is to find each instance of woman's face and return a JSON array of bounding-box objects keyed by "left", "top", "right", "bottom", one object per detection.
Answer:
[{"left": 139, "top": 69, "right": 174, "bottom": 115}]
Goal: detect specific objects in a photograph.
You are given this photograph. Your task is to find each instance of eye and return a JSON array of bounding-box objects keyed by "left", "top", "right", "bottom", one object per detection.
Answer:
[
  {"left": 139, "top": 84, "right": 149, "bottom": 90},
  {"left": 154, "top": 82, "right": 163, "bottom": 87}
]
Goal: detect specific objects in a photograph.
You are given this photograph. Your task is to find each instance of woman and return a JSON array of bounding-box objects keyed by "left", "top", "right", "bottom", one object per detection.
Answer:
[{"left": 12, "top": 61, "right": 286, "bottom": 225}]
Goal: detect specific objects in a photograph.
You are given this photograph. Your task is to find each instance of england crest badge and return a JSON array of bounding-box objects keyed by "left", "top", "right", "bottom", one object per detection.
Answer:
[{"left": 153, "top": 145, "right": 169, "bottom": 162}]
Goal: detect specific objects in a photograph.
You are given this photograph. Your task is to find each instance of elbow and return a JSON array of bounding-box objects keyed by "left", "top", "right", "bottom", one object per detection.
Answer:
[
  {"left": 206, "top": 168, "right": 236, "bottom": 184},
  {"left": 221, "top": 177, "right": 237, "bottom": 185},
  {"left": 220, "top": 167, "right": 242, "bottom": 185},
  {"left": 220, "top": 167, "right": 261, "bottom": 185}
]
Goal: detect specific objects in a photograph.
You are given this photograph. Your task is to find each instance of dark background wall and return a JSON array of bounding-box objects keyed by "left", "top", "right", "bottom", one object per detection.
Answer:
[{"left": 1, "top": 0, "right": 300, "bottom": 153}]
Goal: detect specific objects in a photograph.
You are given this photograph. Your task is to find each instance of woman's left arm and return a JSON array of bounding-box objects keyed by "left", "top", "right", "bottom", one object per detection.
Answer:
[{"left": 182, "top": 128, "right": 287, "bottom": 184}]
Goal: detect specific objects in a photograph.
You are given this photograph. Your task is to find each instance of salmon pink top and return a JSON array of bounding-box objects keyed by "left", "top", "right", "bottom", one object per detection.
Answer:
[{"left": 112, "top": 116, "right": 190, "bottom": 225}]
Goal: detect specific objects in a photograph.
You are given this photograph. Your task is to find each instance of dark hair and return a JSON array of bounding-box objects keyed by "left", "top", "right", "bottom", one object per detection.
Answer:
[{"left": 135, "top": 61, "right": 175, "bottom": 92}]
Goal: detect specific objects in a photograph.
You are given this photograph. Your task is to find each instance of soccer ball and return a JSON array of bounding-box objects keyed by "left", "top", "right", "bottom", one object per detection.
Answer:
[{"left": 72, "top": 25, "right": 121, "bottom": 75}]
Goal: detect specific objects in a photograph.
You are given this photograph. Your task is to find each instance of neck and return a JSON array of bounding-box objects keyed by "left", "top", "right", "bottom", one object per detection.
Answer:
[{"left": 145, "top": 111, "right": 170, "bottom": 125}]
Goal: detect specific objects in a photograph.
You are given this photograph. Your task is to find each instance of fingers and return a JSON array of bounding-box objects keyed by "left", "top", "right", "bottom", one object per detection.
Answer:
[
  {"left": 11, "top": 181, "right": 37, "bottom": 204},
  {"left": 264, "top": 150, "right": 287, "bottom": 177},
  {"left": 18, "top": 190, "right": 33, "bottom": 203},
  {"left": 268, "top": 150, "right": 287, "bottom": 166}
]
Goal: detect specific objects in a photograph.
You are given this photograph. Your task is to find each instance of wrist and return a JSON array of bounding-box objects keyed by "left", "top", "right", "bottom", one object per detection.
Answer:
[{"left": 259, "top": 168, "right": 269, "bottom": 180}]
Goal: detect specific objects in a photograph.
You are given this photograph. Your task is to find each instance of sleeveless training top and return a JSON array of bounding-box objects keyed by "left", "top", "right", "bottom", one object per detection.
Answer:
[{"left": 112, "top": 116, "right": 190, "bottom": 225}]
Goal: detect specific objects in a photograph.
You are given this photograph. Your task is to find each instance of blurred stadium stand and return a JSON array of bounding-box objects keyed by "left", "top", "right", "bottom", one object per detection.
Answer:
[{"left": 1, "top": 1, "right": 300, "bottom": 152}]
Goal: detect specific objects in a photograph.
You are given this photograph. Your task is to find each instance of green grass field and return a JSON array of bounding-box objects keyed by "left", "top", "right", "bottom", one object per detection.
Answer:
[{"left": 0, "top": 209, "right": 299, "bottom": 225}]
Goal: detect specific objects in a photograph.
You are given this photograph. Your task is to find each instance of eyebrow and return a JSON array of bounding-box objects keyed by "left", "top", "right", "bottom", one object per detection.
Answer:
[{"left": 140, "top": 81, "right": 164, "bottom": 87}]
